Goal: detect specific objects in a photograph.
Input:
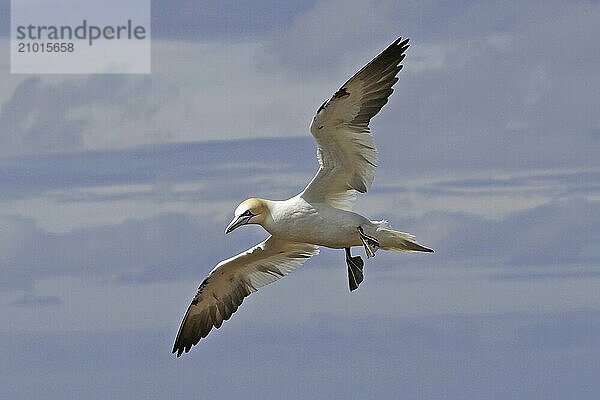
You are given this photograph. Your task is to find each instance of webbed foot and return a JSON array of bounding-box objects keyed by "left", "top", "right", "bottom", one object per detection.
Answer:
[{"left": 345, "top": 247, "right": 364, "bottom": 292}]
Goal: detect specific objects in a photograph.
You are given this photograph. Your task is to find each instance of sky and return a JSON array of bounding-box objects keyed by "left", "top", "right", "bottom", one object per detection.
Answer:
[{"left": 1, "top": 0, "right": 599, "bottom": 399}]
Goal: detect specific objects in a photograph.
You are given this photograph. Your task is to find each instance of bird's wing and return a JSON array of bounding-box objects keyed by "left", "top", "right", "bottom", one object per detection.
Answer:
[
  {"left": 172, "top": 237, "right": 319, "bottom": 356},
  {"left": 301, "top": 38, "right": 409, "bottom": 211}
]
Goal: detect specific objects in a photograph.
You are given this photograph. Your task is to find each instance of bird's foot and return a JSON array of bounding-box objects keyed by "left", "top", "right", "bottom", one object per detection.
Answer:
[
  {"left": 358, "top": 226, "right": 379, "bottom": 258},
  {"left": 345, "top": 248, "right": 364, "bottom": 292}
]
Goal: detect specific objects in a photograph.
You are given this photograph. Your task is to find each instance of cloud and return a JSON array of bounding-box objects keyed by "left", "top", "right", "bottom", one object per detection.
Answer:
[
  {"left": 0, "top": 1, "right": 7, "bottom": 37},
  {"left": 409, "top": 197, "right": 600, "bottom": 267},
  {"left": 151, "top": 0, "right": 313, "bottom": 40},
  {"left": 0, "top": 136, "right": 597, "bottom": 293},
  {"left": 0, "top": 213, "right": 226, "bottom": 290},
  {"left": 1, "top": 1, "right": 598, "bottom": 174},
  {"left": 259, "top": 0, "right": 600, "bottom": 173},
  {"left": 0, "top": 75, "right": 168, "bottom": 155},
  {"left": 258, "top": 0, "right": 401, "bottom": 77},
  {"left": 0, "top": 77, "right": 85, "bottom": 153},
  {"left": 2, "top": 195, "right": 598, "bottom": 293},
  {"left": 9, "top": 294, "right": 62, "bottom": 308},
  {"left": 3, "top": 310, "right": 600, "bottom": 399},
  {"left": 0, "top": 137, "right": 315, "bottom": 203},
  {"left": 3, "top": 0, "right": 597, "bottom": 174},
  {"left": 0, "top": 0, "right": 312, "bottom": 41},
  {"left": 0, "top": 40, "right": 330, "bottom": 155}
]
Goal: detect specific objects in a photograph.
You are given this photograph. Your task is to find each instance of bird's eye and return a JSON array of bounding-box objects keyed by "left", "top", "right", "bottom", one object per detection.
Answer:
[{"left": 241, "top": 210, "right": 254, "bottom": 217}]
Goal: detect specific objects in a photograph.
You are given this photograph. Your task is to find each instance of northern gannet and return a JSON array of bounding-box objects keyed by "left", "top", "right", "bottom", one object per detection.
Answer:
[{"left": 173, "top": 37, "right": 433, "bottom": 356}]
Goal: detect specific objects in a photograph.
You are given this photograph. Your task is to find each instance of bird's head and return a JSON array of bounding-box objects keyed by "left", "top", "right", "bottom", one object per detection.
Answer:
[{"left": 225, "top": 198, "right": 269, "bottom": 234}]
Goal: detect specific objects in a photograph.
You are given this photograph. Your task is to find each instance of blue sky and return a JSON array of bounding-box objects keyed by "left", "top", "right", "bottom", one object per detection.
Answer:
[{"left": 1, "top": 0, "right": 600, "bottom": 399}]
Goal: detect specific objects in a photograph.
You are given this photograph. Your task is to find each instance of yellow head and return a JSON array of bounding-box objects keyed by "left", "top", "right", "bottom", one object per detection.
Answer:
[{"left": 225, "top": 198, "right": 269, "bottom": 234}]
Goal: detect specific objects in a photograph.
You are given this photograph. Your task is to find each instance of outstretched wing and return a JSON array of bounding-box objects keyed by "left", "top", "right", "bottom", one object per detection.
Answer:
[
  {"left": 301, "top": 38, "right": 409, "bottom": 210},
  {"left": 172, "top": 237, "right": 319, "bottom": 356}
]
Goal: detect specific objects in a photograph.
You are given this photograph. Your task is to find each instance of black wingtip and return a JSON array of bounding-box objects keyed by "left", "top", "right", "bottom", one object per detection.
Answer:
[
  {"left": 396, "top": 37, "right": 410, "bottom": 54},
  {"left": 173, "top": 342, "right": 189, "bottom": 357},
  {"left": 173, "top": 345, "right": 190, "bottom": 358},
  {"left": 172, "top": 337, "right": 182, "bottom": 356},
  {"left": 392, "top": 37, "right": 409, "bottom": 46}
]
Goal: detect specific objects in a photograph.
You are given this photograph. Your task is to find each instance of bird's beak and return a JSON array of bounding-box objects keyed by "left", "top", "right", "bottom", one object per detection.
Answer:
[{"left": 225, "top": 215, "right": 251, "bottom": 234}]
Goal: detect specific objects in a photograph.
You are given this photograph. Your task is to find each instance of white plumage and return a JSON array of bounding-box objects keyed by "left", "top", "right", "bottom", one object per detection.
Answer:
[{"left": 173, "top": 37, "right": 432, "bottom": 357}]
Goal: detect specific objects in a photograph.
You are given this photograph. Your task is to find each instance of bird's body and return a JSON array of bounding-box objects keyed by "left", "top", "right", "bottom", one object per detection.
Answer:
[
  {"left": 173, "top": 37, "right": 433, "bottom": 356},
  {"left": 260, "top": 196, "right": 368, "bottom": 248}
]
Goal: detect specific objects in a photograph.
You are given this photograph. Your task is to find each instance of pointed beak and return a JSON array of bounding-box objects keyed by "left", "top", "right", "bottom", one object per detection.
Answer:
[{"left": 225, "top": 215, "right": 251, "bottom": 234}]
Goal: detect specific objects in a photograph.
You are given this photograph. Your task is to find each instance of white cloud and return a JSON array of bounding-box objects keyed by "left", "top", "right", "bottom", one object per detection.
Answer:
[
  {"left": 2, "top": 0, "right": 599, "bottom": 172},
  {"left": 0, "top": 40, "right": 328, "bottom": 155},
  {"left": 258, "top": 0, "right": 400, "bottom": 77}
]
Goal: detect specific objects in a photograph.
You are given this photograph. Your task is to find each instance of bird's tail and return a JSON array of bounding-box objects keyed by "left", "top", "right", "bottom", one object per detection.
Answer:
[{"left": 372, "top": 220, "right": 433, "bottom": 253}]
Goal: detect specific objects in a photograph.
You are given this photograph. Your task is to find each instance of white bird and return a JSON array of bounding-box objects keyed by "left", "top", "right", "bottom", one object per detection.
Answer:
[{"left": 173, "top": 37, "right": 432, "bottom": 356}]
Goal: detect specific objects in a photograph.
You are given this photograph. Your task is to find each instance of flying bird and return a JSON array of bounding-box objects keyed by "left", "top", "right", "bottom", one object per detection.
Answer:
[{"left": 173, "top": 37, "right": 432, "bottom": 356}]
